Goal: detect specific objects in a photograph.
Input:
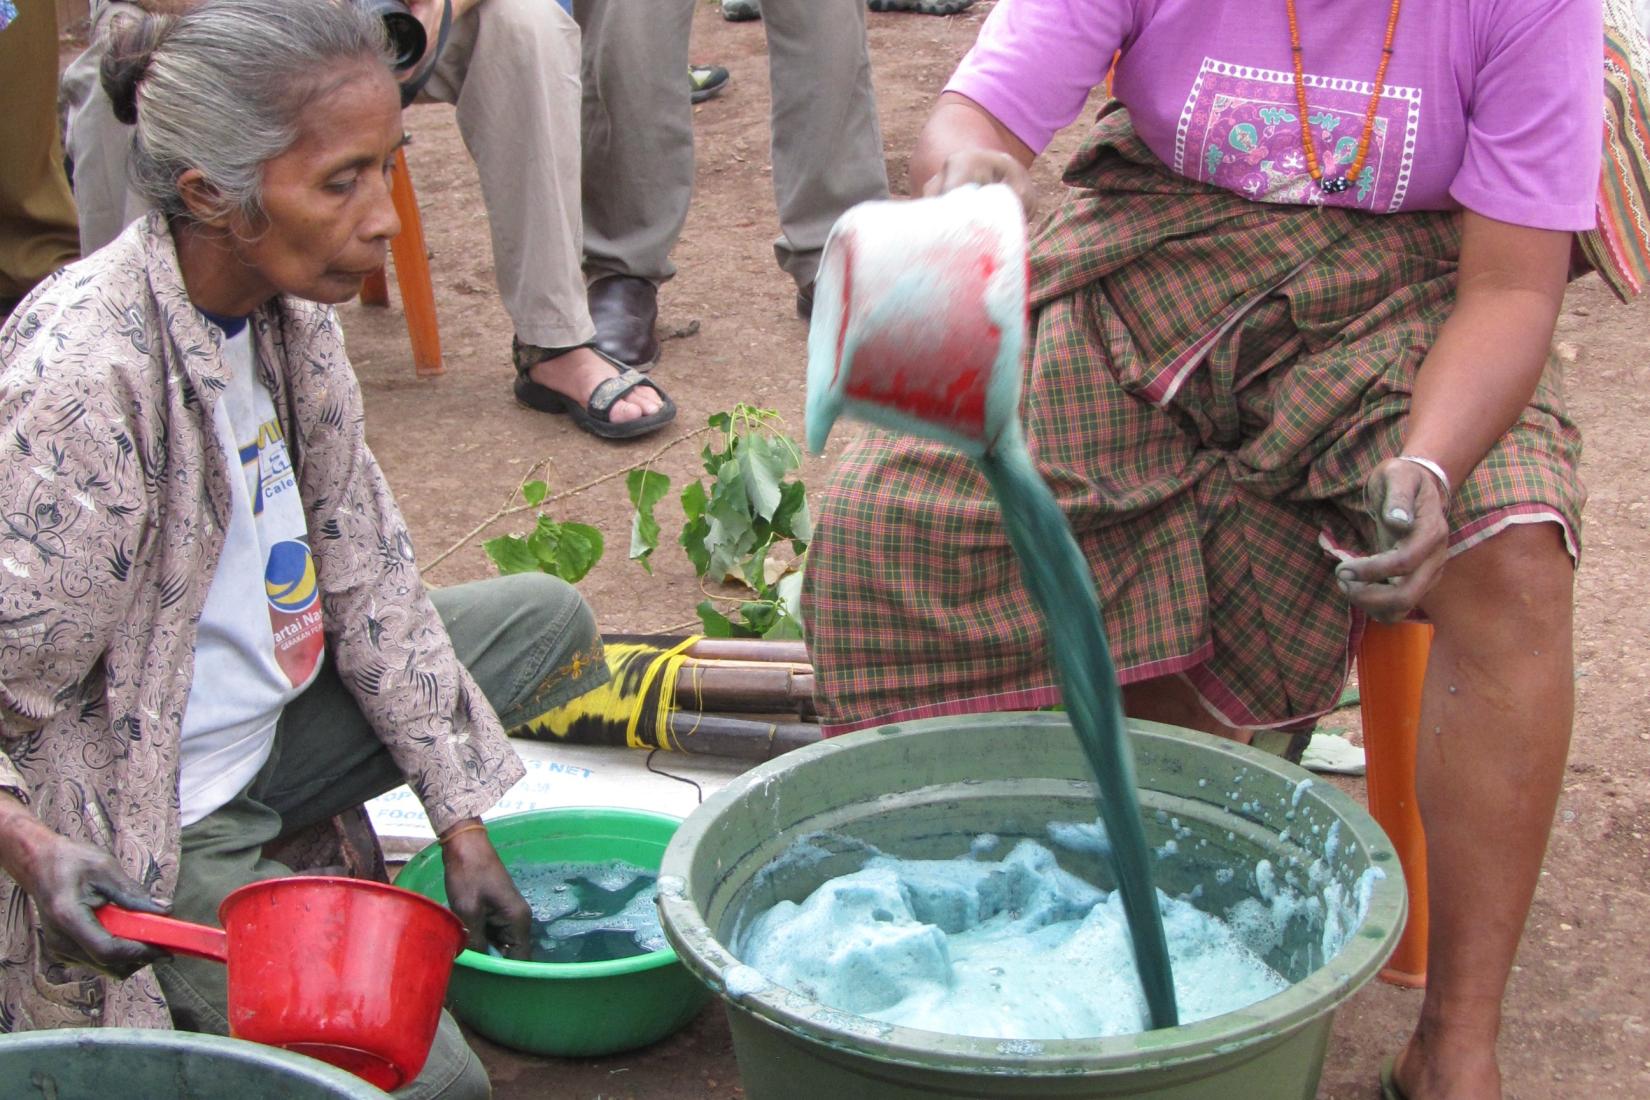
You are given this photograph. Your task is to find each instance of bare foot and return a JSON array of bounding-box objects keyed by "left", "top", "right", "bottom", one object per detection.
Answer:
[{"left": 527, "top": 346, "right": 663, "bottom": 426}]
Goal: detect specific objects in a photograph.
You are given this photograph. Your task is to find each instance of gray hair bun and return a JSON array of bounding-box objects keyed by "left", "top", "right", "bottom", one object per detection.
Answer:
[
  {"left": 100, "top": 12, "right": 173, "bottom": 126},
  {"left": 95, "top": 0, "right": 392, "bottom": 227}
]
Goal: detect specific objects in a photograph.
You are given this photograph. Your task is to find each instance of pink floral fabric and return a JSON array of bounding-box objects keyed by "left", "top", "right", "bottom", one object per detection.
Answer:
[
  {"left": 1171, "top": 61, "right": 1421, "bottom": 213},
  {"left": 0, "top": 213, "right": 523, "bottom": 1030}
]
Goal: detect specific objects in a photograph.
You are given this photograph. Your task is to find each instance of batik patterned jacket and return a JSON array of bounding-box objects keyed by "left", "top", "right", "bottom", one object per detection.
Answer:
[{"left": 0, "top": 213, "right": 524, "bottom": 1030}]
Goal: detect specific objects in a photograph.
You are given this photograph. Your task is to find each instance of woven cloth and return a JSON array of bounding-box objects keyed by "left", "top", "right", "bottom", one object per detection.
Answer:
[
  {"left": 1581, "top": 0, "right": 1650, "bottom": 300},
  {"left": 803, "top": 110, "right": 1584, "bottom": 735},
  {"left": 516, "top": 636, "right": 697, "bottom": 749}
]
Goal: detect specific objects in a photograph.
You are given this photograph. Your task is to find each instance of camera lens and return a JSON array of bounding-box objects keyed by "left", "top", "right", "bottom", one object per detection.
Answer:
[
  {"left": 357, "top": 0, "right": 427, "bottom": 71},
  {"left": 379, "top": 7, "right": 426, "bottom": 70}
]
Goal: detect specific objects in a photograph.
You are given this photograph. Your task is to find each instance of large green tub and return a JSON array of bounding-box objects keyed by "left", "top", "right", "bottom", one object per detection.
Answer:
[
  {"left": 0, "top": 1028, "right": 388, "bottom": 1098},
  {"left": 656, "top": 713, "right": 1405, "bottom": 1099}
]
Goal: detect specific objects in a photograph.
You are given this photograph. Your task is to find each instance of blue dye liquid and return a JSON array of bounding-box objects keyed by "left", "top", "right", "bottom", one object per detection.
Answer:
[
  {"left": 736, "top": 834, "right": 1287, "bottom": 1040},
  {"left": 509, "top": 859, "right": 667, "bottom": 964}
]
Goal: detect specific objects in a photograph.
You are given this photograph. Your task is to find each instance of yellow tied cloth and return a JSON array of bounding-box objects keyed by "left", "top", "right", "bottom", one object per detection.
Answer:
[{"left": 516, "top": 636, "right": 700, "bottom": 750}]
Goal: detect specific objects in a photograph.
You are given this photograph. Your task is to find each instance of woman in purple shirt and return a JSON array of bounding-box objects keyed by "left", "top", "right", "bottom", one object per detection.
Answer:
[{"left": 804, "top": 2, "right": 1604, "bottom": 1096}]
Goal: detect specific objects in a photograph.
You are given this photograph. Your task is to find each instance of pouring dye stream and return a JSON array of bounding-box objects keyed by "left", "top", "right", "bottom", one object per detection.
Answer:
[{"left": 800, "top": 183, "right": 1179, "bottom": 1032}]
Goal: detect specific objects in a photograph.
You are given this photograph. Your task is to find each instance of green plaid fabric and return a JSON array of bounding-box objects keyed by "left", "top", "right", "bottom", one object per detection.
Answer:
[{"left": 803, "top": 109, "right": 1584, "bottom": 734}]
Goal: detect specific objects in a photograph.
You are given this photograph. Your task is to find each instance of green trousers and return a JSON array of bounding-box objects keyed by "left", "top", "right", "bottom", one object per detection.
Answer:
[{"left": 156, "top": 573, "right": 606, "bottom": 1100}]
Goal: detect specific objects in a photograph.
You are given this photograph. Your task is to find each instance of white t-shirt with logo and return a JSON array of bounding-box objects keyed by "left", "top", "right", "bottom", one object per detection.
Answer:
[{"left": 178, "top": 321, "right": 326, "bottom": 825}]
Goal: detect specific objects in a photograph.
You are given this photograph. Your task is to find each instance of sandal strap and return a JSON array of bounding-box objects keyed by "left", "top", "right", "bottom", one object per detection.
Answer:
[
  {"left": 513, "top": 339, "right": 645, "bottom": 379},
  {"left": 513, "top": 337, "right": 597, "bottom": 378},
  {"left": 586, "top": 368, "right": 654, "bottom": 417}
]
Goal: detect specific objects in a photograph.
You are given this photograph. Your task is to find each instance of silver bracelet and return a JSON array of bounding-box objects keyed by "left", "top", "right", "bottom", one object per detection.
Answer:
[{"left": 1397, "top": 454, "right": 1452, "bottom": 498}]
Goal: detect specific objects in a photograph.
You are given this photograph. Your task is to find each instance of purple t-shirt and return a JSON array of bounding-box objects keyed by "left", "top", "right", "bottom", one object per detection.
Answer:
[{"left": 946, "top": 0, "right": 1602, "bottom": 230}]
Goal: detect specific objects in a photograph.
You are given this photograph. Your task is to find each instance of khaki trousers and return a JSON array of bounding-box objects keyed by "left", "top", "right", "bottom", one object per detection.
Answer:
[
  {"left": 0, "top": 0, "right": 79, "bottom": 302},
  {"left": 574, "top": 0, "right": 889, "bottom": 288},
  {"left": 60, "top": 0, "right": 593, "bottom": 350},
  {"left": 423, "top": 0, "right": 594, "bottom": 348}
]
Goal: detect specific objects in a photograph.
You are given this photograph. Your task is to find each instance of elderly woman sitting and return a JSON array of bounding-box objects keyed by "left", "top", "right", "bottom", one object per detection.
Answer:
[{"left": 0, "top": 1, "right": 607, "bottom": 1094}]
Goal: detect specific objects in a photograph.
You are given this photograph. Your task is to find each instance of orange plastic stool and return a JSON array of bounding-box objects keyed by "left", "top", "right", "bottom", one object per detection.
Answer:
[
  {"left": 1356, "top": 619, "right": 1433, "bottom": 988},
  {"left": 360, "top": 146, "right": 443, "bottom": 377}
]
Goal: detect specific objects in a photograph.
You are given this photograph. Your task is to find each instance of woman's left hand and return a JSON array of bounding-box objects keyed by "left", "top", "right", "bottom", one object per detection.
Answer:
[
  {"left": 1334, "top": 458, "right": 1451, "bottom": 623},
  {"left": 439, "top": 819, "right": 531, "bottom": 959}
]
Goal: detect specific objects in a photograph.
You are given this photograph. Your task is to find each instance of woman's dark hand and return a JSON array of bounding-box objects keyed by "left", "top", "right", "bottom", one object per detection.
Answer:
[
  {"left": 0, "top": 801, "right": 170, "bottom": 978},
  {"left": 439, "top": 819, "right": 531, "bottom": 960},
  {"left": 922, "top": 149, "right": 1037, "bottom": 217},
  {"left": 1335, "top": 457, "right": 1451, "bottom": 623}
]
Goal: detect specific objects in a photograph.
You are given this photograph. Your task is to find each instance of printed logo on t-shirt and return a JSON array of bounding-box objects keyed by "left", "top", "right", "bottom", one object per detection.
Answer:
[
  {"left": 239, "top": 419, "right": 298, "bottom": 516},
  {"left": 239, "top": 414, "right": 324, "bottom": 688},
  {"left": 266, "top": 537, "right": 324, "bottom": 687},
  {"left": 1173, "top": 59, "right": 1422, "bottom": 213}
]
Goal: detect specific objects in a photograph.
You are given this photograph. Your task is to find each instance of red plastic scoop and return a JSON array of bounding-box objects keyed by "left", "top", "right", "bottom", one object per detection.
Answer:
[
  {"left": 100, "top": 876, "right": 465, "bottom": 1090},
  {"left": 803, "top": 182, "right": 1029, "bottom": 459}
]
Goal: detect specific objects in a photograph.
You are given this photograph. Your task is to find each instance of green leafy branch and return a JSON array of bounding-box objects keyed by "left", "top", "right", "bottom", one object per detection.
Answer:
[
  {"left": 432, "top": 407, "right": 813, "bottom": 640},
  {"left": 480, "top": 477, "right": 605, "bottom": 582},
  {"left": 422, "top": 426, "right": 714, "bottom": 577},
  {"left": 629, "top": 405, "right": 811, "bottom": 639}
]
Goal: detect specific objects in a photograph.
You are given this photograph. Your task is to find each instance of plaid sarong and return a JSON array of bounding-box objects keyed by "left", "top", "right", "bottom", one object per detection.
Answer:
[{"left": 803, "top": 110, "right": 1584, "bottom": 734}]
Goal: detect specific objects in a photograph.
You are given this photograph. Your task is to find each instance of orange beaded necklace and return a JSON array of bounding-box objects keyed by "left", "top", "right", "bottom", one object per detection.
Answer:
[{"left": 1287, "top": 0, "right": 1403, "bottom": 194}]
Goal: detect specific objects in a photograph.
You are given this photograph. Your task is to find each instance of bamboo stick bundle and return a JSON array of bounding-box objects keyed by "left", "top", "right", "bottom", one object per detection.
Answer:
[
  {"left": 599, "top": 634, "right": 818, "bottom": 715},
  {"left": 673, "top": 662, "right": 816, "bottom": 717},
  {"left": 680, "top": 637, "right": 811, "bottom": 664},
  {"left": 666, "top": 712, "right": 821, "bottom": 760},
  {"left": 549, "top": 636, "right": 824, "bottom": 760}
]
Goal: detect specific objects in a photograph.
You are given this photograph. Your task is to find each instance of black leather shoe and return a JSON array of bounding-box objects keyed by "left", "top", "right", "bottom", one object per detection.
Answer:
[
  {"left": 796, "top": 280, "right": 815, "bottom": 321},
  {"left": 587, "top": 274, "right": 661, "bottom": 369}
]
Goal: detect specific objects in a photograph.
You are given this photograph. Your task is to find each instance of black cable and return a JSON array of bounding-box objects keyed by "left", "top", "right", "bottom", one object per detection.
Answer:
[{"left": 644, "top": 749, "right": 703, "bottom": 804}]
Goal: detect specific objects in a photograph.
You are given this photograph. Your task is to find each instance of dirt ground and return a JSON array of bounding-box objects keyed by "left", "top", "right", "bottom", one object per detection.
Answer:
[{"left": 250, "top": 2, "right": 1650, "bottom": 1096}]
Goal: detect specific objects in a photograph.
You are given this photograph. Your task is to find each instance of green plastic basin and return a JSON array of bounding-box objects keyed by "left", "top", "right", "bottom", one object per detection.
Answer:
[
  {"left": 394, "top": 806, "right": 710, "bottom": 1057},
  {"left": 657, "top": 713, "right": 1407, "bottom": 1099},
  {"left": 0, "top": 1027, "right": 388, "bottom": 1098}
]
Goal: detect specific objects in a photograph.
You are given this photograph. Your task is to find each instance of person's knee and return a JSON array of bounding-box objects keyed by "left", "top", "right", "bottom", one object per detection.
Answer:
[
  {"left": 399, "top": 1010, "right": 491, "bottom": 1100},
  {"left": 493, "top": 571, "right": 598, "bottom": 649},
  {"left": 1122, "top": 675, "right": 1246, "bottom": 740},
  {"left": 1428, "top": 521, "right": 1574, "bottom": 636},
  {"left": 460, "top": 572, "right": 604, "bottom": 723},
  {"left": 471, "top": 0, "right": 578, "bottom": 71},
  {"left": 431, "top": 1042, "right": 490, "bottom": 1100},
  {"left": 532, "top": 573, "right": 602, "bottom": 678}
]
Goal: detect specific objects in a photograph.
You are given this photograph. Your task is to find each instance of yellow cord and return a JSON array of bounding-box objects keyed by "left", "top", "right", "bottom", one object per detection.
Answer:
[{"left": 625, "top": 635, "right": 697, "bottom": 749}]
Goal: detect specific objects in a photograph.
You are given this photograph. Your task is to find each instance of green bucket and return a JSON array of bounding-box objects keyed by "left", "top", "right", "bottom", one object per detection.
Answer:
[
  {"left": 0, "top": 1028, "right": 388, "bottom": 1098},
  {"left": 394, "top": 806, "right": 710, "bottom": 1057},
  {"left": 656, "top": 713, "right": 1406, "bottom": 1099}
]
